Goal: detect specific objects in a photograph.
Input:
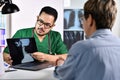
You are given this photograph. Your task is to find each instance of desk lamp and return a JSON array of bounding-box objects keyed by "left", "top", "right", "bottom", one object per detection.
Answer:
[{"left": 0, "top": 0, "right": 20, "bottom": 14}]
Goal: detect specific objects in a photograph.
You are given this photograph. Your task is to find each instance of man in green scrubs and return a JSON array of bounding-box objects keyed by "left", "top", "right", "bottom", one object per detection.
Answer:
[{"left": 3, "top": 6, "right": 68, "bottom": 66}]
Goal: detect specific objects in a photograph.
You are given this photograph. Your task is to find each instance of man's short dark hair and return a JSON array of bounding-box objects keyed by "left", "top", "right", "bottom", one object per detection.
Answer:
[{"left": 39, "top": 6, "right": 58, "bottom": 22}]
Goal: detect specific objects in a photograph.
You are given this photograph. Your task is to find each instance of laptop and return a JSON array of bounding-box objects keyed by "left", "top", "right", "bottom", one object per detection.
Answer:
[{"left": 6, "top": 37, "right": 53, "bottom": 71}]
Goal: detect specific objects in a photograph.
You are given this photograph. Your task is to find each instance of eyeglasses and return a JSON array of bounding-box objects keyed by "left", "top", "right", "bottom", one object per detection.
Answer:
[{"left": 37, "top": 19, "right": 53, "bottom": 29}]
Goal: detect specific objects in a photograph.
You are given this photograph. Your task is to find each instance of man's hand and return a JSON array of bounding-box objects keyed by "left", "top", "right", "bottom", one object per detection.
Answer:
[
  {"left": 32, "top": 52, "right": 67, "bottom": 66},
  {"left": 3, "top": 53, "right": 13, "bottom": 65},
  {"left": 31, "top": 52, "right": 59, "bottom": 65},
  {"left": 31, "top": 52, "right": 47, "bottom": 62}
]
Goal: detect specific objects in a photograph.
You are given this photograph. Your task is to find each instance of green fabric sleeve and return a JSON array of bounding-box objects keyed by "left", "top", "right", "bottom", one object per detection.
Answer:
[{"left": 51, "top": 32, "right": 68, "bottom": 54}]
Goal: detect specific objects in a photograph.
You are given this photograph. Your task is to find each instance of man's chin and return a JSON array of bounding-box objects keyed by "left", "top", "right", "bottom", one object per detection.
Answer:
[
  {"left": 35, "top": 30, "right": 49, "bottom": 36},
  {"left": 37, "top": 32, "right": 49, "bottom": 36},
  {"left": 38, "top": 33, "right": 46, "bottom": 36}
]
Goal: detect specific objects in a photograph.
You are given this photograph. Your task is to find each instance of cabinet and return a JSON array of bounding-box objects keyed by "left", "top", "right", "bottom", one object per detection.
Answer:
[{"left": 63, "top": 9, "right": 84, "bottom": 50}]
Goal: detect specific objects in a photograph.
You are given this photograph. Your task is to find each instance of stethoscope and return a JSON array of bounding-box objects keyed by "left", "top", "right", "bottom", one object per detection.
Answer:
[{"left": 32, "top": 28, "right": 52, "bottom": 55}]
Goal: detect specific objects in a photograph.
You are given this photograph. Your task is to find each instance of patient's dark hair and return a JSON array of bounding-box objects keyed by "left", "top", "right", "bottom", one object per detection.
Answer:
[{"left": 84, "top": 0, "right": 117, "bottom": 29}]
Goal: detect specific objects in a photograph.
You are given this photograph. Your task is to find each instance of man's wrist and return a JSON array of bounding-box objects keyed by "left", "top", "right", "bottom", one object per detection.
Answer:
[{"left": 44, "top": 54, "right": 49, "bottom": 61}]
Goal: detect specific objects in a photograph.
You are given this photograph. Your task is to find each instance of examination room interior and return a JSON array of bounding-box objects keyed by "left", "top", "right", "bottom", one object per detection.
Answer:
[{"left": 0, "top": 0, "right": 120, "bottom": 78}]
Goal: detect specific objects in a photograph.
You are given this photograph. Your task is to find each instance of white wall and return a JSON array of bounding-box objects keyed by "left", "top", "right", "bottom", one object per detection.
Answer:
[
  {"left": 10, "top": 0, "right": 120, "bottom": 38},
  {"left": 70, "top": 0, "right": 86, "bottom": 9},
  {"left": 112, "top": 0, "right": 120, "bottom": 37},
  {"left": 11, "top": 0, "right": 63, "bottom": 38}
]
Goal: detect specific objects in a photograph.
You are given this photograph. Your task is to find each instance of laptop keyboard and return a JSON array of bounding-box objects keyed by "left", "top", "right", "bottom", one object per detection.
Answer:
[
  {"left": 12, "top": 61, "right": 53, "bottom": 71},
  {"left": 18, "top": 61, "right": 46, "bottom": 67}
]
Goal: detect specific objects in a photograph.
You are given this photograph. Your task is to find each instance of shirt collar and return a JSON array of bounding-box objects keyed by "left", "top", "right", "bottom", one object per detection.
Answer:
[{"left": 89, "top": 29, "right": 112, "bottom": 38}]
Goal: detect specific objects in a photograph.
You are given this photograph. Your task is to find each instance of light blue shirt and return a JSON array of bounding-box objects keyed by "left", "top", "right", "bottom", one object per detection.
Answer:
[{"left": 54, "top": 29, "right": 120, "bottom": 80}]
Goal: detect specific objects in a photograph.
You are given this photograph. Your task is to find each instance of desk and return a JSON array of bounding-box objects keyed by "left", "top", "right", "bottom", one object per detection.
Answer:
[{"left": 0, "top": 67, "right": 58, "bottom": 80}]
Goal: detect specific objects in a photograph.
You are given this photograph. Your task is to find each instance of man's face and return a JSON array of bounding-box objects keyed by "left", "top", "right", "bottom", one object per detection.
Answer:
[{"left": 35, "top": 12, "right": 55, "bottom": 36}]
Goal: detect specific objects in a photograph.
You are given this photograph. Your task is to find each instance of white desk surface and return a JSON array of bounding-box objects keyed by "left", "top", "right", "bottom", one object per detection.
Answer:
[{"left": 0, "top": 67, "right": 58, "bottom": 80}]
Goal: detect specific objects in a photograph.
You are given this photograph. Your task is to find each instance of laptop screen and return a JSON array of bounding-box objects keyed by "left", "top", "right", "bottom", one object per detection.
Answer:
[{"left": 6, "top": 37, "right": 38, "bottom": 65}]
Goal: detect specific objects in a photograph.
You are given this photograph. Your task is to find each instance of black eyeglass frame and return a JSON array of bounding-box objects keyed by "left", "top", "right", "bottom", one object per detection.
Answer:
[{"left": 37, "top": 19, "right": 53, "bottom": 29}]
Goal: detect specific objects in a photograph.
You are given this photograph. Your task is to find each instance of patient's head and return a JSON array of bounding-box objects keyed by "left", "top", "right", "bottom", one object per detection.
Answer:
[{"left": 84, "top": 0, "right": 117, "bottom": 29}]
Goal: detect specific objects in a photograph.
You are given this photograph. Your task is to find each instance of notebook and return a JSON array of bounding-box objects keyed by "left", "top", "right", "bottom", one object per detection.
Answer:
[{"left": 6, "top": 37, "right": 53, "bottom": 71}]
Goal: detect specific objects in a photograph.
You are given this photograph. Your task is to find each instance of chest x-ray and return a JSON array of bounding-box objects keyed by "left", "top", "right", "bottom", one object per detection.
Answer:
[
  {"left": 64, "top": 9, "right": 84, "bottom": 30},
  {"left": 63, "top": 9, "right": 84, "bottom": 50}
]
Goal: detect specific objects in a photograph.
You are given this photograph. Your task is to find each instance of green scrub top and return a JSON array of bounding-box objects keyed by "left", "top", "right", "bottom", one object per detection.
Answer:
[{"left": 4, "top": 27, "right": 68, "bottom": 55}]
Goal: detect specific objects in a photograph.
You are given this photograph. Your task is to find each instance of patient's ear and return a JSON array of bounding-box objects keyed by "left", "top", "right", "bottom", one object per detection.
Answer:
[{"left": 87, "top": 14, "right": 93, "bottom": 27}]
